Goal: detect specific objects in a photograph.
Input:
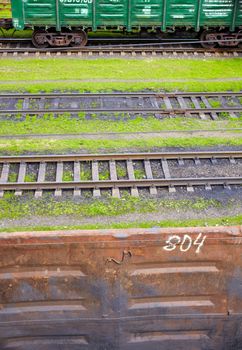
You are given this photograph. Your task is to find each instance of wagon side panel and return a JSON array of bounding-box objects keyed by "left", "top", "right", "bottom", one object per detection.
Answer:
[
  {"left": 130, "top": 0, "right": 164, "bottom": 29},
  {"left": 235, "top": 0, "right": 242, "bottom": 27},
  {"left": 22, "top": 0, "right": 57, "bottom": 28},
  {"left": 10, "top": 0, "right": 24, "bottom": 29},
  {"left": 58, "top": 0, "right": 93, "bottom": 28},
  {"left": 165, "top": 0, "right": 198, "bottom": 28},
  {"left": 95, "top": 0, "right": 128, "bottom": 28},
  {"left": 200, "top": 0, "right": 235, "bottom": 27}
]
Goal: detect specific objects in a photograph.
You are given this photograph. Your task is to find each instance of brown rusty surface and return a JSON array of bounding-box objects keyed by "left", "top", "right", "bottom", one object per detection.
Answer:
[{"left": 0, "top": 226, "right": 241, "bottom": 349}]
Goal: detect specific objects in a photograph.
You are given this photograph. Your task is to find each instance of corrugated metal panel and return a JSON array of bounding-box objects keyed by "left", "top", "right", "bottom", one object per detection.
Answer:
[
  {"left": 59, "top": 1, "right": 93, "bottom": 26},
  {"left": 0, "top": 226, "right": 241, "bottom": 349},
  {"left": 12, "top": 0, "right": 242, "bottom": 31},
  {"left": 201, "top": 0, "right": 234, "bottom": 25},
  {"left": 130, "top": 0, "right": 163, "bottom": 25},
  {"left": 23, "top": 0, "right": 56, "bottom": 25},
  {"left": 166, "top": 0, "right": 197, "bottom": 26},
  {"left": 96, "top": 0, "right": 127, "bottom": 26},
  {"left": 235, "top": 0, "right": 242, "bottom": 26}
]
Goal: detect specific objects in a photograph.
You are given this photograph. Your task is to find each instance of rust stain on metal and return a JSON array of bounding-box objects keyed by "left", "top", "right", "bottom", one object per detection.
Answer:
[
  {"left": 106, "top": 250, "right": 132, "bottom": 265},
  {"left": 0, "top": 226, "right": 241, "bottom": 349}
]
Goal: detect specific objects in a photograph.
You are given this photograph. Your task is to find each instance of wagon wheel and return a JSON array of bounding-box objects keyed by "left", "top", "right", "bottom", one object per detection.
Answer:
[
  {"left": 200, "top": 30, "right": 217, "bottom": 49},
  {"left": 32, "top": 30, "right": 49, "bottom": 48},
  {"left": 70, "top": 30, "right": 88, "bottom": 47}
]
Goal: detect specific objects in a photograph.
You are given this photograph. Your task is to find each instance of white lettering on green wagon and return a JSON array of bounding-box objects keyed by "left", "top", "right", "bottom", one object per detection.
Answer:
[{"left": 59, "top": 0, "right": 93, "bottom": 3}]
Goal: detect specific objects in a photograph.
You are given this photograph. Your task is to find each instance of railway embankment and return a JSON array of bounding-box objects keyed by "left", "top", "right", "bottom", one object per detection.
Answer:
[{"left": 0, "top": 56, "right": 241, "bottom": 231}]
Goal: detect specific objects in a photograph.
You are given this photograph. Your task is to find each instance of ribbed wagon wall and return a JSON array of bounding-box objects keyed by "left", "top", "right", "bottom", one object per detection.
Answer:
[{"left": 0, "top": 226, "right": 241, "bottom": 349}]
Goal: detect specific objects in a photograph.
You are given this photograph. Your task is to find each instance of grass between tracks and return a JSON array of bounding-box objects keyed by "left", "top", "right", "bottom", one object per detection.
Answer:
[
  {"left": 0, "top": 58, "right": 242, "bottom": 92},
  {"left": 0, "top": 194, "right": 241, "bottom": 230},
  {"left": 0, "top": 55, "right": 241, "bottom": 229},
  {"left": 1, "top": 215, "right": 242, "bottom": 232},
  {"left": 0, "top": 195, "right": 221, "bottom": 220},
  {"left": 1, "top": 115, "right": 242, "bottom": 136},
  {"left": 0, "top": 136, "right": 242, "bottom": 154}
]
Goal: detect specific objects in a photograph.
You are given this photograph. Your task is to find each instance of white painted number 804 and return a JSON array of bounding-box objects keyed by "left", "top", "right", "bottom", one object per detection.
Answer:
[{"left": 163, "top": 233, "right": 206, "bottom": 254}]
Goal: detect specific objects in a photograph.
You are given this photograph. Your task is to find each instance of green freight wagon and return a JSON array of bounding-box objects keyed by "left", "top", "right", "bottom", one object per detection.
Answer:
[{"left": 10, "top": 0, "right": 242, "bottom": 47}]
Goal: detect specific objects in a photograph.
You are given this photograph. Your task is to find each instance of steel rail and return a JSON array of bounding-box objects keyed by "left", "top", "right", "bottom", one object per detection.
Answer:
[
  {"left": 0, "top": 92, "right": 241, "bottom": 98},
  {"left": 0, "top": 38, "right": 31, "bottom": 42},
  {"left": 0, "top": 47, "right": 240, "bottom": 53},
  {"left": 1, "top": 151, "right": 241, "bottom": 163},
  {"left": 0, "top": 177, "right": 241, "bottom": 191},
  {"left": 0, "top": 36, "right": 240, "bottom": 45},
  {"left": 0, "top": 37, "right": 202, "bottom": 43},
  {"left": 0, "top": 37, "right": 167, "bottom": 43},
  {"left": 1, "top": 107, "right": 241, "bottom": 115},
  {"left": 0, "top": 35, "right": 241, "bottom": 54},
  {"left": 1, "top": 152, "right": 241, "bottom": 196},
  {"left": 0, "top": 37, "right": 241, "bottom": 46},
  {"left": 0, "top": 46, "right": 241, "bottom": 54}
]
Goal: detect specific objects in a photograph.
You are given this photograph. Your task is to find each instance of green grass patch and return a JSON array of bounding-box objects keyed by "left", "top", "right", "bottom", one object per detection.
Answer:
[
  {"left": 0, "top": 7, "right": 12, "bottom": 19},
  {"left": 1, "top": 214, "right": 241, "bottom": 232},
  {"left": 208, "top": 99, "right": 221, "bottom": 108},
  {"left": 219, "top": 112, "right": 231, "bottom": 119},
  {"left": 0, "top": 194, "right": 222, "bottom": 220},
  {"left": 8, "top": 173, "right": 17, "bottom": 182},
  {"left": 99, "top": 169, "right": 110, "bottom": 180},
  {"left": 0, "top": 28, "right": 32, "bottom": 37},
  {"left": 1, "top": 58, "right": 241, "bottom": 81},
  {"left": 80, "top": 164, "right": 92, "bottom": 180},
  {"left": 0, "top": 194, "right": 241, "bottom": 231},
  {"left": 116, "top": 164, "right": 127, "bottom": 178},
  {"left": 1, "top": 81, "right": 242, "bottom": 93},
  {"left": 62, "top": 170, "right": 73, "bottom": 182},
  {"left": 134, "top": 169, "right": 145, "bottom": 179},
  {"left": 1, "top": 116, "right": 242, "bottom": 136},
  {"left": 0, "top": 57, "right": 242, "bottom": 92},
  {"left": 0, "top": 136, "right": 241, "bottom": 155},
  {"left": 24, "top": 174, "right": 36, "bottom": 182}
]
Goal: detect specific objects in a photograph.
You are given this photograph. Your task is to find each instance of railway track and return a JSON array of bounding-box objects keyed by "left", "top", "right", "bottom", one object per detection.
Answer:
[
  {"left": 1, "top": 92, "right": 242, "bottom": 120},
  {"left": 0, "top": 151, "right": 241, "bottom": 197},
  {"left": 0, "top": 38, "right": 241, "bottom": 57}
]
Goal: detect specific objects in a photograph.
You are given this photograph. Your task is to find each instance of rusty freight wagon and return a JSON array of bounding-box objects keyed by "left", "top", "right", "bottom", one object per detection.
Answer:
[
  {"left": 0, "top": 226, "right": 241, "bottom": 349},
  {"left": 7, "top": 0, "right": 242, "bottom": 47}
]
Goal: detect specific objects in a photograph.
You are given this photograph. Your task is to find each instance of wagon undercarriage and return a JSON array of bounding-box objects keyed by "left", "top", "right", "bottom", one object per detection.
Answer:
[
  {"left": 30, "top": 27, "right": 242, "bottom": 48},
  {"left": 32, "top": 29, "right": 88, "bottom": 48}
]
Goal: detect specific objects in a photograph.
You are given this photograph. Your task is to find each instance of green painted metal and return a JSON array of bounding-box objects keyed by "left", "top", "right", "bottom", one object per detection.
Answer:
[
  {"left": 92, "top": 0, "right": 97, "bottom": 31},
  {"left": 56, "top": 0, "right": 60, "bottom": 31},
  {"left": 10, "top": 0, "right": 242, "bottom": 32},
  {"left": 196, "top": 0, "right": 202, "bottom": 32},
  {"left": 236, "top": 0, "right": 242, "bottom": 27},
  {"left": 127, "top": 0, "right": 131, "bottom": 31},
  {"left": 11, "top": 0, "right": 24, "bottom": 30},
  {"left": 162, "top": 0, "right": 166, "bottom": 31},
  {"left": 233, "top": 0, "right": 242, "bottom": 30}
]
